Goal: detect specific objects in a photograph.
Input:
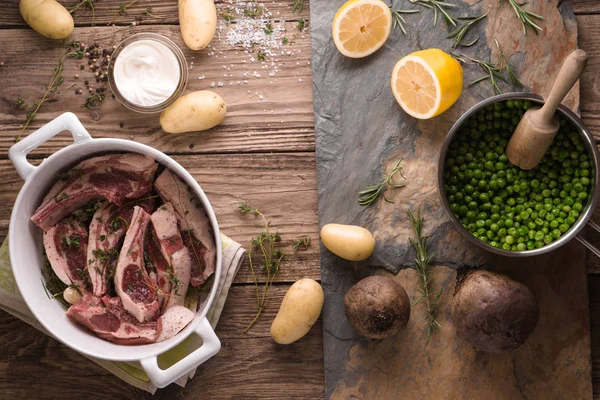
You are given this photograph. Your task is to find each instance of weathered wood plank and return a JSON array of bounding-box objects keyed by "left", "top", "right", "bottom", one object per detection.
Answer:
[
  {"left": 0, "top": 23, "right": 314, "bottom": 156},
  {"left": 0, "top": 0, "right": 310, "bottom": 27},
  {"left": 571, "top": 0, "right": 600, "bottom": 14},
  {"left": 0, "top": 153, "right": 320, "bottom": 284},
  {"left": 0, "top": 284, "right": 325, "bottom": 399}
]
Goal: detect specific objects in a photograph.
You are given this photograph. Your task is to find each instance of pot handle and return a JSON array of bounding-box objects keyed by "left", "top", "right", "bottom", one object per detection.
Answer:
[
  {"left": 8, "top": 112, "right": 92, "bottom": 181},
  {"left": 140, "top": 318, "right": 221, "bottom": 389},
  {"left": 576, "top": 220, "right": 600, "bottom": 258}
]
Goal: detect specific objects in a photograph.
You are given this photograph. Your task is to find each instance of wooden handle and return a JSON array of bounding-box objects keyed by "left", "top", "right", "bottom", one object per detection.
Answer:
[{"left": 539, "top": 49, "right": 588, "bottom": 122}]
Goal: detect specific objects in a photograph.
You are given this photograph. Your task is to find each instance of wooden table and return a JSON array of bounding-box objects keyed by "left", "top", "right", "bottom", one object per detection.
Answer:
[{"left": 0, "top": 1, "right": 599, "bottom": 398}]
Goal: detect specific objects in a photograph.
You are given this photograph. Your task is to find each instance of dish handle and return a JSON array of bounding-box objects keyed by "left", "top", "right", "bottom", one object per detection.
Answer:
[
  {"left": 140, "top": 317, "right": 221, "bottom": 388},
  {"left": 8, "top": 112, "right": 92, "bottom": 181}
]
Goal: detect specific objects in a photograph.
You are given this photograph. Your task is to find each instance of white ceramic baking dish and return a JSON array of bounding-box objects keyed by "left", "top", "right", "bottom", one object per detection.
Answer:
[{"left": 8, "top": 112, "right": 222, "bottom": 388}]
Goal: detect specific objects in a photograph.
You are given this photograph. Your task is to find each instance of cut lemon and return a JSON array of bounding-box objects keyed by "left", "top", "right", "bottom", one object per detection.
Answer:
[
  {"left": 332, "top": 0, "right": 392, "bottom": 58},
  {"left": 391, "top": 49, "right": 463, "bottom": 119}
]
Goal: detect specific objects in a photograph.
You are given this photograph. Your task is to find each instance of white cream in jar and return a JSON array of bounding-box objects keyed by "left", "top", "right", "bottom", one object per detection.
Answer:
[{"left": 113, "top": 39, "right": 181, "bottom": 107}]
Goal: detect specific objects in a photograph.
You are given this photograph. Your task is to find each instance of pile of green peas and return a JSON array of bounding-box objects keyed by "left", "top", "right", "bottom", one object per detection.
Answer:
[{"left": 443, "top": 99, "right": 593, "bottom": 251}]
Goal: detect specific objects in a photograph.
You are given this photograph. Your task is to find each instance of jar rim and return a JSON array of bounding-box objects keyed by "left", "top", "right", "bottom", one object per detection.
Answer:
[{"left": 108, "top": 33, "right": 188, "bottom": 114}]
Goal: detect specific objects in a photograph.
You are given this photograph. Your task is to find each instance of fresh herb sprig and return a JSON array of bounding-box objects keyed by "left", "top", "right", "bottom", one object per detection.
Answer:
[
  {"left": 62, "top": 235, "right": 81, "bottom": 248},
  {"left": 107, "top": 0, "right": 139, "bottom": 26},
  {"left": 70, "top": 0, "right": 95, "bottom": 25},
  {"left": 389, "top": 5, "right": 420, "bottom": 35},
  {"left": 358, "top": 158, "right": 406, "bottom": 207},
  {"left": 495, "top": 39, "right": 522, "bottom": 87},
  {"left": 453, "top": 51, "right": 506, "bottom": 94},
  {"left": 499, "top": 0, "right": 543, "bottom": 35},
  {"left": 410, "top": 0, "right": 458, "bottom": 28},
  {"left": 292, "top": 237, "right": 311, "bottom": 250},
  {"left": 447, "top": 12, "right": 488, "bottom": 48},
  {"left": 408, "top": 209, "right": 442, "bottom": 345},
  {"left": 239, "top": 203, "right": 285, "bottom": 333},
  {"left": 289, "top": 0, "right": 305, "bottom": 14},
  {"left": 84, "top": 92, "right": 105, "bottom": 109},
  {"left": 41, "top": 259, "right": 71, "bottom": 307},
  {"left": 16, "top": 44, "right": 84, "bottom": 142}
]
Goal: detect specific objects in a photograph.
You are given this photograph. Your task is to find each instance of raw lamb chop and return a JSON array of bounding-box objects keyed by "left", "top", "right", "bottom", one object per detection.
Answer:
[
  {"left": 67, "top": 294, "right": 158, "bottom": 345},
  {"left": 114, "top": 206, "right": 160, "bottom": 323},
  {"left": 43, "top": 218, "right": 89, "bottom": 289},
  {"left": 144, "top": 230, "right": 171, "bottom": 311},
  {"left": 32, "top": 153, "right": 158, "bottom": 231},
  {"left": 154, "top": 170, "right": 216, "bottom": 286},
  {"left": 67, "top": 295, "right": 195, "bottom": 344},
  {"left": 150, "top": 203, "right": 192, "bottom": 310},
  {"left": 87, "top": 200, "right": 155, "bottom": 296}
]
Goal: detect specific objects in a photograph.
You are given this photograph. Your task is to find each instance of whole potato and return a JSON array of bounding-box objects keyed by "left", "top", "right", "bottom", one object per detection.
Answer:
[
  {"left": 20, "top": 0, "right": 74, "bottom": 39},
  {"left": 270, "top": 279, "right": 324, "bottom": 344},
  {"left": 160, "top": 91, "right": 226, "bottom": 134},
  {"left": 179, "top": 0, "right": 217, "bottom": 50},
  {"left": 320, "top": 223, "right": 375, "bottom": 261}
]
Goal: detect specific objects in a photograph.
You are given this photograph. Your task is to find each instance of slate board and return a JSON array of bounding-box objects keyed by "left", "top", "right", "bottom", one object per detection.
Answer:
[{"left": 309, "top": 0, "right": 592, "bottom": 398}]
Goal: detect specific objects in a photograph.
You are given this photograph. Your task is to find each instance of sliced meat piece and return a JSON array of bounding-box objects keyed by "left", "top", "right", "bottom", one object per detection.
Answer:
[
  {"left": 114, "top": 206, "right": 160, "bottom": 323},
  {"left": 32, "top": 153, "right": 158, "bottom": 231},
  {"left": 155, "top": 306, "right": 195, "bottom": 343},
  {"left": 87, "top": 200, "right": 155, "bottom": 296},
  {"left": 144, "top": 230, "right": 171, "bottom": 311},
  {"left": 66, "top": 294, "right": 159, "bottom": 345},
  {"left": 154, "top": 170, "right": 216, "bottom": 286},
  {"left": 43, "top": 218, "right": 89, "bottom": 289},
  {"left": 150, "top": 203, "right": 192, "bottom": 310}
]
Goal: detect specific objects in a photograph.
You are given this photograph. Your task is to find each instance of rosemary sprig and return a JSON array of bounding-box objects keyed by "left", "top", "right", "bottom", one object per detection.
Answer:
[
  {"left": 292, "top": 237, "right": 311, "bottom": 250},
  {"left": 239, "top": 203, "right": 285, "bottom": 333},
  {"left": 289, "top": 0, "right": 305, "bottom": 14},
  {"left": 408, "top": 209, "right": 441, "bottom": 345},
  {"left": 41, "top": 259, "right": 70, "bottom": 308},
  {"left": 495, "top": 39, "right": 522, "bottom": 87},
  {"left": 447, "top": 12, "right": 488, "bottom": 48},
  {"left": 107, "top": 0, "right": 139, "bottom": 26},
  {"left": 69, "top": 0, "right": 95, "bottom": 25},
  {"left": 16, "top": 44, "right": 84, "bottom": 142},
  {"left": 499, "top": 0, "right": 543, "bottom": 35},
  {"left": 358, "top": 158, "right": 406, "bottom": 207},
  {"left": 410, "top": 0, "right": 458, "bottom": 28},
  {"left": 388, "top": 4, "right": 420, "bottom": 35},
  {"left": 452, "top": 51, "right": 506, "bottom": 94}
]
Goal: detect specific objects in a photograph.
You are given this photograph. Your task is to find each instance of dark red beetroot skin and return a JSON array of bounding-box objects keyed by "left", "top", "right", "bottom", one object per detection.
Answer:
[
  {"left": 344, "top": 275, "right": 411, "bottom": 340},
  {"left": 451, "top": 269, "right": 539, "bottom": 353}
]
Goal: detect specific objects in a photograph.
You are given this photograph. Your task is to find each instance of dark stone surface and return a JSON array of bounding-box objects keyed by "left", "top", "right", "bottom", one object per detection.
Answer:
[{"left": 310, "top": 0, "right": 583, "bottom": 398}]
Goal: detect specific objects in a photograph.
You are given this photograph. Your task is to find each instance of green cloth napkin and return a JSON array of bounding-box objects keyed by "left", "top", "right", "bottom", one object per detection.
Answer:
[{"left": 0, "top": 235, "right": 245, "bottom": 394}]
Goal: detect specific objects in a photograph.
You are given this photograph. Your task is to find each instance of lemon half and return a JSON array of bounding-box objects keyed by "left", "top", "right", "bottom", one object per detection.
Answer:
[
  {"left": 391, "top": 49, "right": 463, "bottom": 119},
  {"left": 332, "top": 0, "right": 392, "bottom": 59}
]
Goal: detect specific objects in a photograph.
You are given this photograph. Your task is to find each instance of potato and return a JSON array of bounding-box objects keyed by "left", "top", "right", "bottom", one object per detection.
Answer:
[
  {"left": 320, "top": 223, "right": 375, "bottom": 261},
  {"left": 270, "top": 279, "right": 324, "bottom": 344},
  {"left": 20, "top": 0, "right": 74, "bottom": 39},
  {"left": 179, "top": 0, "right": 217, "bottom": 50},
  {"left": 160, "top": 91, "right": 226, "bottom": 134}
]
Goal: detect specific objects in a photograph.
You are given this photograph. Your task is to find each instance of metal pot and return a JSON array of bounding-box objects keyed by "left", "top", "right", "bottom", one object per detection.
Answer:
[{"left": 437, "top": 93, "right": 600, "bottom": 257}]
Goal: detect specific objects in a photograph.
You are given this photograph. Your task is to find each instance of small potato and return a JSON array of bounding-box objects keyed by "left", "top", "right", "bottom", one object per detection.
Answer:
[
  {"left": 179, "top": 0, "right": 217, "bottom": 50},
  {"left": 160, "top": 90, "right": 226, "bottom": 134},
  {"left": 320, "top": 223, "right": 375, "bottom": 261},
  {"left": 20, "top": 0, "right": 74, "bottom": 39},
  {"left": 63, "top": 287, "right": 82, "bottom": 305},
  {"left": 270, "top": 279, "right": 324, "bottom": 345}
]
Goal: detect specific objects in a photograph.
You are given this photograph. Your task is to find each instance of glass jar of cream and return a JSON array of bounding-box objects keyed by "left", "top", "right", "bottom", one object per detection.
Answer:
[{"left": 108, "top": 33, "right": 188, "bottom": 113}]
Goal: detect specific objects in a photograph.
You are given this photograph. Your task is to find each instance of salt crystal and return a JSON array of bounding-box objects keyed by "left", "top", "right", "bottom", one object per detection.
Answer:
[
  {"left": 218, "top": 82, "right": 225, "bottom": 87},
  {"left": 211, "top": 82, "right": 216, "bottom": 87}
]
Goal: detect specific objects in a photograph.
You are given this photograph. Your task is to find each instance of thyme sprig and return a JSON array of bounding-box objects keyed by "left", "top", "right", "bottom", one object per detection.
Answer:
[
  {"left": 410, "top": 0, "right": 458, "bottom": 28},
  {"left": 239, "top": 203, "right": 285, "bottom": 333},
  {"left": 388, "top": 5, "right": 420, "bottom": 35},
  {"left": 70, "top": 0, "right": 95, "bottom": 25},
  {"left": 358, "top": 158, "right": 406, "bottom": 207},
  {"left": 292, "top": 237, "right": 311, "bottom": 250},
  {"left": 84, "top": 92, "right": 105, "bottom": 109},
  {"left": 16, "top": 43, "right": 84, "bottom": 142},
  {"left": 447, "top": 12, "right": 488, "bottom": 48},
  {"left": 107, "top": 0, "right": 139, "bottom": 26},
  {"left": 408, "top": 209, "right": 441, "bottom": 345},
  {"left": 499, "top": 0, "right": 543, "bottom": 35},
  {"left": 289, "top": 0, "right": 305, "bottom": 14}
]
